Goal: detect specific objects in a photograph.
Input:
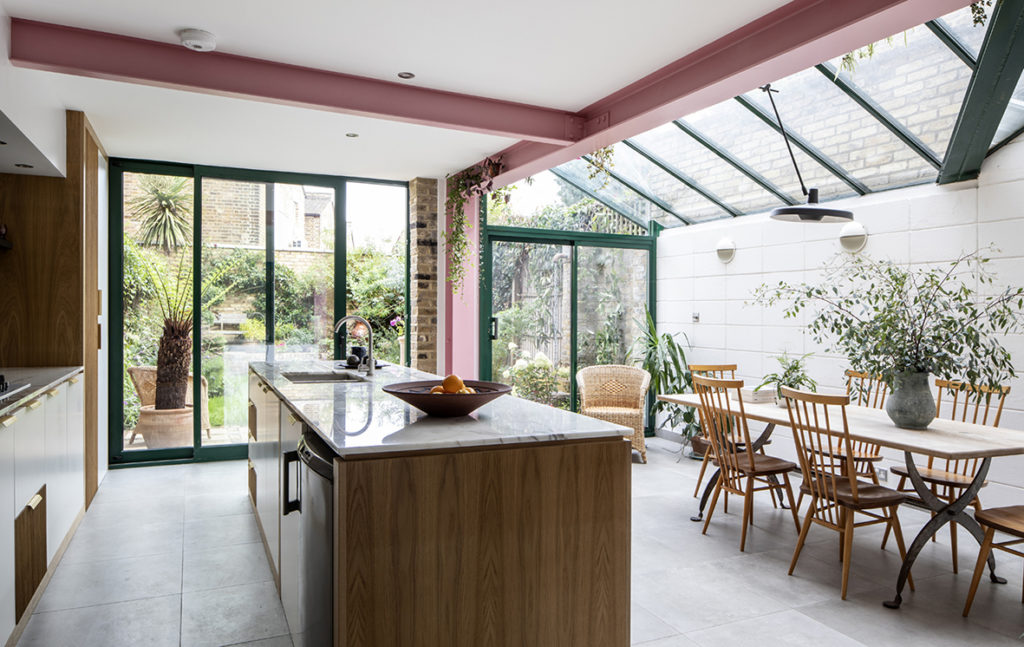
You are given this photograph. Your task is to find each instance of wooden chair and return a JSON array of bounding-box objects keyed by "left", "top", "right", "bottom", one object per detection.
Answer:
[
  {"left": 127, "top": 366, "right": 212, "bottom": 444},
  {"left": 843, "top": 370, "right": 887, "bottom": 482},
  {"left": 693, "top": 375, "right": 799, "bottom": 551},
  {"left": 689, "top": 364, "right": 737, "bottom": 497},
  {"left": 887, "top": 379, "right": 1010, "bottom": 572},
  {"left": 578, "top": 364, "right": 651, "bottom": 463},
  {"left": 781, "top": 386, "right": 913, "bottom": 599},
  {"left": 963, "top": 506, "right": 1024, "bottom": 617}
]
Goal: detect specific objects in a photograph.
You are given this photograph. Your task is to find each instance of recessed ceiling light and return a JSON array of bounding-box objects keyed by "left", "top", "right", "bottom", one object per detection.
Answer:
[
  {"left": 397, "top": 72, "right": 415, "bottom": 80},
  {"left": 345, "top": 133, "right": 359, "bottom": 138},
  {"left": 15, "top": 163, "right": 33, "bottom": 168}
]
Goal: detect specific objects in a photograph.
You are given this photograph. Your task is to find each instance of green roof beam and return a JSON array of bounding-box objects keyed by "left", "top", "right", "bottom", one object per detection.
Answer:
[
  {"left": 581, "top": 154, "right": 696, "bottom": 224},
  {"left": 926, "top": 19, "right": 978, "bottom": 69}
]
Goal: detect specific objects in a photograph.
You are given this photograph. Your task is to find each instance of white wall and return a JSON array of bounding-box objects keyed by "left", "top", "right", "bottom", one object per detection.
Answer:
[{"left": 656, "top": 135, "right": 1024, "bottom": 505}]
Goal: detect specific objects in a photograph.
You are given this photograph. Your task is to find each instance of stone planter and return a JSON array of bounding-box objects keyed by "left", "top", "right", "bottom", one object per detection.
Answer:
[
  {"left": 885, "top": 371, "right": 935, "bottom": 430},
  {"left": 135, "top": 405, "right": 194, "bottom": 449}
]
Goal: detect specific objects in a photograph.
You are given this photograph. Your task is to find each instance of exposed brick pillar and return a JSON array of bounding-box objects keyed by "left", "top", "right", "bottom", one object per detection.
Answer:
[{"left": 408, "top": 178, "right": 438, "bottom": 373}]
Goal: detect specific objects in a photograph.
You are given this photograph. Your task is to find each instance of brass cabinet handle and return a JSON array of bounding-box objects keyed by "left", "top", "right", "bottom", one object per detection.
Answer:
[
  {"left": 46, "top": 389, "right": 60, "bottom": 398},
  {"left": 288, "top": 412, "right": 300, "bottom": 425},
  {"left": 27, "top": 494, "right": 43, "bottom": 510},
  {"left": 0, "top": 416, "right": 16, "bottom": 428},
  {"left": 69, "top": 376, "right": 81, "bottom": 384},
  {"left": 27, "top": 400, "right": 42, "bottom": 410},
  {"left": 247, "top": 459, "right": 254, "bottom": 470}
]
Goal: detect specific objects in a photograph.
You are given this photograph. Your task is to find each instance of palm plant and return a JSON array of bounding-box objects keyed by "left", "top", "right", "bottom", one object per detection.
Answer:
[
  {"left": 633, "top": 307, "right": 700, "bottom": 442},
  {"left": 141, "top": 249, "right": 239, "bottom": 409},
  {"left": 129, "top": 175, "right": 193, "bottom": 252}
]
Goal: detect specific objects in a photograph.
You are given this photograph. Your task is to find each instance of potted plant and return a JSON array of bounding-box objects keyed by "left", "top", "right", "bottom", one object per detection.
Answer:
[
  {"left": 634, "top": 308, "right": 701, "bottom": 456},
  {"left": 754, "top": 251, "right": 1024, "bottom": 429},
  {"left": 755, "top": 353, "right": 817, "bottom": 407}
]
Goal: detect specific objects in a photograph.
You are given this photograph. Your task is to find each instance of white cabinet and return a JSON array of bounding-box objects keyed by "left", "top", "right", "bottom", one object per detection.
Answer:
[
  {"left": 66, "top": 376, "right": 85, "bottom": 514},
  {"left": 43, "top": 384, "right": 68, "bottom": 564},
  {"left": 249, "top": 372, "right": 280, "bottom": 579},
  {"left": 279, "top": 406, "right": 303, "bottom": 640},
  {"left": 0, "top": 414, "right": 16, "bottom": 642},
  {"left": 13, "top": 398, "right": 46, "bottom": 516}
]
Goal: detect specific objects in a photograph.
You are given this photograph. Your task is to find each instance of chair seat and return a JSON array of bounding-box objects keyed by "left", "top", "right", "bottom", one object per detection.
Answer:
[
  {"left": 891, "top": 464, "right": 985, "bottom": 489},
  {"left": 976, "top": 506, "right": 1024, "bottom": 537},
  {"left": 582, "top": 406, "right": 641, "bottom": 417},
  {"left": 801, "top": 479, "right": 905, "bottom": 510},
  {"left": 718, "top": 452, "right": 795, "bottom": 476}
]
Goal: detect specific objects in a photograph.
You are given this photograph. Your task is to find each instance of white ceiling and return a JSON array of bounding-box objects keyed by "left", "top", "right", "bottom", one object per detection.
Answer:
[{"left": 0, "top": 0, "right": 795, "bottom": 179}]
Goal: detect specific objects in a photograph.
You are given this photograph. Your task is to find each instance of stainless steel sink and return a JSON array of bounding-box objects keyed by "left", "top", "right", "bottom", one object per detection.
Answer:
[{"left": 282, "top": 371, "right": 368, "bottom": 384}]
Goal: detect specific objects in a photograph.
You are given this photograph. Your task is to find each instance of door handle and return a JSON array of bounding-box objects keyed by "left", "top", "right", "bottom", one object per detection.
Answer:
[
  {"left": 490, "top": 317, "right": 498, "bottom": 340},
  {"left": 27, "top": 493, "right": 43, "bottom": 510},
  {"left": 282, "top": 450, "right": 301, "bottom": 516}
]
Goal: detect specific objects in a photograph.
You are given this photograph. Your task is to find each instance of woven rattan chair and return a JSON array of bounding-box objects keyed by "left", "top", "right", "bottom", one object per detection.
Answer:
[
  {"left": 688, "top": 364, "right": 737, "bottom": 497},
  {"left": 578, "top": 365, "right": 651, "bottom": 463},
  {"left": 962, "top": 506, "right": 1024, "bottom": 616},
  {"left": 693, "top": 375, "right": 800, "bottom": 551},
  {"left": 127, "top": 366, "right": 212, "bottom": 444},
  {"left": 782, "top": 386, "right": 913, "bottom": 599},
  {"left": 886, "top": 379, "right": 1010, "bottom": 572}
]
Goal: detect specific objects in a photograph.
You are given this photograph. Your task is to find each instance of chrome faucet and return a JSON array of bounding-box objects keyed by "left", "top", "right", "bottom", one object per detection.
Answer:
[{"left": 334, "top": 315, "right": 374, "bottom": 375}]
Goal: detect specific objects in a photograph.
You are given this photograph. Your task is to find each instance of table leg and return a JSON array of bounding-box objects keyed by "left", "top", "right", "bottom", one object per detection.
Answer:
[
  {"left": 883, "top": 453, "right": 1002, "bottom": 609},
  {"left": 690, "top": 424, "right": 777, "bottom": 522}
]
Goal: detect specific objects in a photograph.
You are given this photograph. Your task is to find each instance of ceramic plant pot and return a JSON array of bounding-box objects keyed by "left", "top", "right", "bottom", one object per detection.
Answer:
[
  {"left": 885, "top": 371, "right": 935, "bottom": 430},
  {"left": 136, "top": 405, "right": 194, "bottom": 449}
]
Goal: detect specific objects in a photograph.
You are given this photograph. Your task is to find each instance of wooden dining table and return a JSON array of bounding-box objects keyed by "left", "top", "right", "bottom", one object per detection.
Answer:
[{"left": 659, "top": 392, "right": 1024, "bottom": 609}]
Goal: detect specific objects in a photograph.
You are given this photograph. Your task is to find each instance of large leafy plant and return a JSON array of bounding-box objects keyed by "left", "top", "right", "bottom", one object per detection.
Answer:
[
  {"left": 753, "top": 251, "right": 1024, "bottom": 390},
  {"left": 756, "top": 353, "right": 817, "bottom": 399},
  {"left": 129, "top": 175, "right": 193, "bottom": 252},
  {"left": 633, "top": 307, "right": 699, "bottom": 442}
]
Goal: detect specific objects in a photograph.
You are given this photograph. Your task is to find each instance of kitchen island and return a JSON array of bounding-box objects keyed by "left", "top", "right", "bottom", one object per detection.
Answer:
[{"left": 249, "top": 360, "right": 631, "bottom": 647}]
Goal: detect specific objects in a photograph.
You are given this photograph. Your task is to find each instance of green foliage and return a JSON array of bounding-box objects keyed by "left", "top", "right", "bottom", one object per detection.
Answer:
[
  {"left": 504, "top": 351, "right": 568, "bottom": 408},
  {"left": 129, "top": 175, "right": 193, "bottom": 252},
  {"left": 208, "top": 395, "right": 225, "bottom": 428},
  {"left": 346, "top": 246, "right": 403, "bottom": 331},
  {"left": 753, "top": 251, "right": 1024, "bottom": 390},
  {"left": 445, "top": 155, "right": 506, "bottom": 293},
  {"left": 755, "top": 353, "right": 817, "bottom": 399},
  {"left": 633, "top": 307, "right": 699, "bottom": 441},
  {"left": 489, "top": 194, "right": 641, "bottom": 236}
]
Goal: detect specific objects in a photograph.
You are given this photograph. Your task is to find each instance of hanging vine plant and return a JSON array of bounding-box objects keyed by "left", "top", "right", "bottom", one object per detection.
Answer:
[
  {"left": 586, "top": 145, "right": 616, "bottom": 189},
  {"left": 445, "top": 155, "right": 509, "bottom": 293}
]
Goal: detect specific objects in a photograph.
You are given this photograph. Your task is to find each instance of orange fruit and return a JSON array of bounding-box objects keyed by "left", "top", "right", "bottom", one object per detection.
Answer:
[
  {"left": 429, "top": 385, "right": 445, "bottom": 394},
  {"left": 457, "top": 387, "right": 471, "bottom": 394},
  {"left": 442, "top": 374, "right": 464, "bottom": 393}
]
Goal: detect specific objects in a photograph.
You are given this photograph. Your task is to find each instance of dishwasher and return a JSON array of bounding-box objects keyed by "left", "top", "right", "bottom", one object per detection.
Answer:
[{"left": 293, "top": 428, "right": 335, "bottom": 647}]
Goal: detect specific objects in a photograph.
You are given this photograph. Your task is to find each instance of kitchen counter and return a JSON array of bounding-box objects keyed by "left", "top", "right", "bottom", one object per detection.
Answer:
[
  {"left": 0, "top": 366, "right": 83, "bottom": 417},
  {"left": 249, "top": 360, "right": 629, "bottom": 457}
]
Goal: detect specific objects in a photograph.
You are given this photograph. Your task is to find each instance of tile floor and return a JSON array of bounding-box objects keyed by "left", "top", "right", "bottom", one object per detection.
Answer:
[{"left": 15, "top": 437, "right": 1024, "bottom": 646}]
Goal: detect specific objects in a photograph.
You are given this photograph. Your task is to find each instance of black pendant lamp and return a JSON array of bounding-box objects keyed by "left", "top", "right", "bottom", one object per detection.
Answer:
[{"left": 762, "top": 84, "right": 853, "bottom": 223}]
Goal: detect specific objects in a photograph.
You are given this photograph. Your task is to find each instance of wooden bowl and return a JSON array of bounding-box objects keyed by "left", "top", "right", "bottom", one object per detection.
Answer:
[{"left": 382, "top": 380, "right": 511, "bottom": 417}]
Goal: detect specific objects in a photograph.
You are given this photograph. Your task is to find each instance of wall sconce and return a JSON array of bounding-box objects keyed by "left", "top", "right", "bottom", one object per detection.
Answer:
[
  {"left": 838, "top": 222, "right": 868, "bottom": 253},
  {"left": 716, "top": 237, "right": 736, "bottom": 264}
]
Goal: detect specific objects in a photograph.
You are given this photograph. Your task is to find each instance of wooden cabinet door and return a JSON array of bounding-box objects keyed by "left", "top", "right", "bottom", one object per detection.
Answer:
[
  {"left": 14, "top": 486, "right": 46, "bottom": 623},
  {"left": 0, "top": 415, "right": 16, "bottom": 642}
]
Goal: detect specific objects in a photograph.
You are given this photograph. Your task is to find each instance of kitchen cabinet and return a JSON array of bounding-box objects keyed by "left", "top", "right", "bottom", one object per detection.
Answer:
[
  {"left": 66, "top": 376, "right": 85, "bottom": 516},
  {"left": 279, "top": 406, "right": 303, "bottom": 642},
  {"left": 248, "top": 371, "right": 280, "bottom": 582},
  {"left": 0, "top": 413, "right": 16, "bottom": 641},
  {"left": 43, "top": 384, "right": 68, "bottom": 564},
  {"left": 13, "top": 398, "right": 46, "bottom": 520}
]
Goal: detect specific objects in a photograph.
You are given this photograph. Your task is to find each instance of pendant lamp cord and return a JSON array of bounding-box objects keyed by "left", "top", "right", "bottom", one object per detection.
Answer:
[{"left": 760, "top": 84, "right": 808, "bottom": 198}]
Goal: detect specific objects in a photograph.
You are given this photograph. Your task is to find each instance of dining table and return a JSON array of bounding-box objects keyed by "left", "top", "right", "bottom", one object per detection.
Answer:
[{"left": 659, "top": 392, "right": 1024, "bottom": 609}]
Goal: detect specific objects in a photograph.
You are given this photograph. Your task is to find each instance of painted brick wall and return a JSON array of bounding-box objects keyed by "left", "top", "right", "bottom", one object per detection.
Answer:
[{"left": 656, "top": 135, "right": 1024, "bottom": 504}]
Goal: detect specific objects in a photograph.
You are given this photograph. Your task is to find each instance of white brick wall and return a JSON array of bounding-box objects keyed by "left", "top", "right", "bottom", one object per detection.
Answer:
[{"left": 656, "top": 135, "right": 1024, "bottom": 505}]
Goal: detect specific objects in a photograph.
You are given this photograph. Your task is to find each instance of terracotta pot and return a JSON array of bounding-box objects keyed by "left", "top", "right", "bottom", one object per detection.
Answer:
[{"left": 136, "top": 405, "right": 194, "bottom": 449}]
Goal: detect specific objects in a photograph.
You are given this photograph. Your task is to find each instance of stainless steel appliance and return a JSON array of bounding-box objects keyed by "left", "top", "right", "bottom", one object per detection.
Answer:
[{"left": 293, "top": 428, "right": 334, "bottom": 647}]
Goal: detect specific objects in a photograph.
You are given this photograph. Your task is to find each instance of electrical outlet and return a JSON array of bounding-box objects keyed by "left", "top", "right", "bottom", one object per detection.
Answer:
[
  {"left": 877, "top": 467, "right": 888, "bottom": 482},
  {"left": 692, "top": 312, "right": 700, "bottom": 323}
]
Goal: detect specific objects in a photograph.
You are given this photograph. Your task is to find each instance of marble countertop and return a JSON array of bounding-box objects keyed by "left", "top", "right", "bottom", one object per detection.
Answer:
[
  {"left": 0, "top": 366, "right": 84, "bottom": 417},
  {"left": 249, "top": 360, "right": 629, "bottom": 458}
]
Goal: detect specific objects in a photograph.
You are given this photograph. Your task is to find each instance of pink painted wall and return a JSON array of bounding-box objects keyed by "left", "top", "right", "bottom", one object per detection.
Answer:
[{"left": 444, "top": 194, "right": 480, "bottom": 378}]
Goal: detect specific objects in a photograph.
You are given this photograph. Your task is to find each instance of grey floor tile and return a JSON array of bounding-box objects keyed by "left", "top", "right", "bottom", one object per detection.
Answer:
[
  {"left": 685, "top": 609, "right": 864, "bottom": 646},
  {"left": 633, "top": 634, "right": 700, "bottom": 646},
  {"left": 183, "top": 541, "right": 273, "bottom": 592},
  {"left": 78, "top": 495, "right": 186, "bottom": 531},
  {"left": 36, "top": 550, "right": 183, "bottom": 612},
  {"left": 181, "top": 581, "right": 288, "bottom": 647},
  {"left": 186, "top": 492, "right": 254, "bottom": 520},
  {"left": 18, "top": 594, "right": 181, "bottom": 647},
  {"left": 223, "top": 635, "right": 294, "bottom": 647},
  {"left": 632, "top": 603, "right": 682, "bottom": 644},
  {"left": 61, "top": 519, "right": 184, "bottom": 564},
  {"left": 184, "top": 513, "right": 261, "bottom": 551}
]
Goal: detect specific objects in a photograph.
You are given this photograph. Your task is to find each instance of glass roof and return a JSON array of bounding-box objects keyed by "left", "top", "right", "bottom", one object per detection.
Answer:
[{"left": 511, "top": 6, "right": 1023, "bottom": 232}]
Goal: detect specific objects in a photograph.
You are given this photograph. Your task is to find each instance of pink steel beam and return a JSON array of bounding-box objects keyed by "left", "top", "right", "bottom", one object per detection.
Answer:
[
  {"left": 7, "top": 18, "right": 582, "bottom": 146},
  {"left": 487, "top": 0, "right": 973, "bottom": 186}
]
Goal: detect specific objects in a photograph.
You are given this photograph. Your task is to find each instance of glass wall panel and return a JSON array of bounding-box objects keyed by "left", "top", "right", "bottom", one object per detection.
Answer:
[
  {"left": 607, "top": 142, "right": 729, "bottom": 223},
  {"left": 555, "top": 158, "right": 678, "bottom": 226},
  {"left": 630, "top": 122, "right": 786, "bottom": 215},
  {"left": 121, "top": 172, "right": 196, "bottom": 452},
  {"left": 826, "top": 24, "right": 973, "bottom": 158},
  {"left": 490, "top": 241, "right": 572, "bottom": 408},
  {"left": 345, "top": 182, "right": 408, "bottom": 364},
  {"left": 488, "top": 171, "right": 646, "bottom": 235},
  {"left": 939, "top": 6, "right": 990, "bottom": 59},
  {"left": 686, "top": 100, "right": 856, "bottom": 204},
  {"left": 743, "top": 68, "right": 937, "bottom": 190},
  {"left": 992, "top": 71, "right": 1024, "bottom": 149}
]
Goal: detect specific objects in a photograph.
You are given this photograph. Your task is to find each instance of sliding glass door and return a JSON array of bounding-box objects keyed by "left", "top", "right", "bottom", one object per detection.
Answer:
[{"left": 110, "top": 161, "right": 407, "bottom": 465}]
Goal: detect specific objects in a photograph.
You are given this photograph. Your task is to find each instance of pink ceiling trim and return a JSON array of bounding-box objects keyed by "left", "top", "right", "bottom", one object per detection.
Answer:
[
  {"left": 488, "top": 0, "right": 973, "bottom": 186},
  {"left": 7, "top": 18, "right": 580, "bottom": 146}
]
